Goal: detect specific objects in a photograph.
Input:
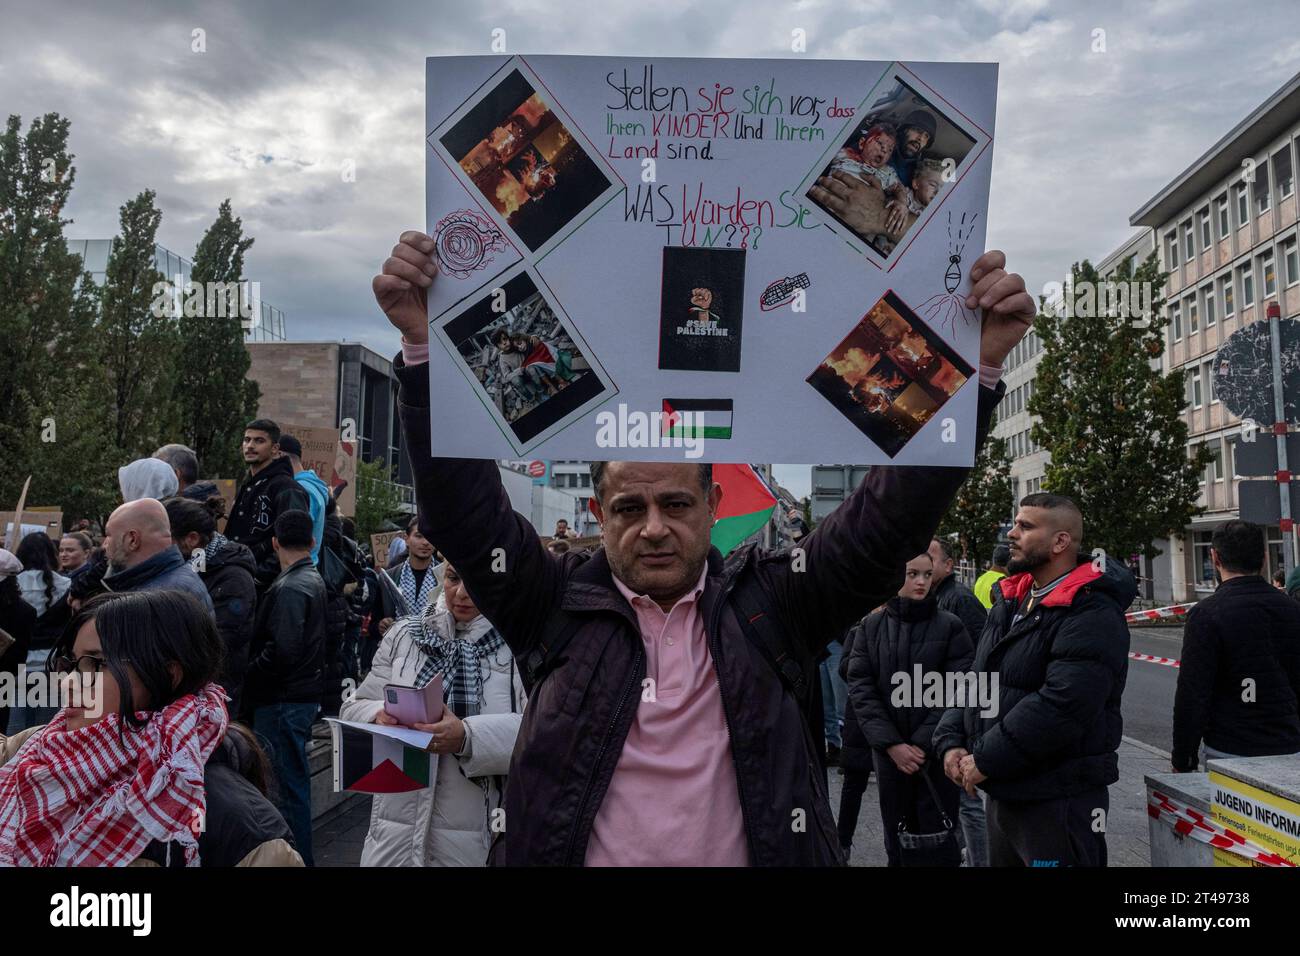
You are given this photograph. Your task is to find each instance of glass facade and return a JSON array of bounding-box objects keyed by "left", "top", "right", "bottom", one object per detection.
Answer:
[{"left": 65, "top": 239, "right": 287, "bottom": 341}]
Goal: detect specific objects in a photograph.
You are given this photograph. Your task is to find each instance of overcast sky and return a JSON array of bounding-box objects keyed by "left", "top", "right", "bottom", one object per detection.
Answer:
[{"left": 3, "top": 0, "right": 1296, "bottom": 499}]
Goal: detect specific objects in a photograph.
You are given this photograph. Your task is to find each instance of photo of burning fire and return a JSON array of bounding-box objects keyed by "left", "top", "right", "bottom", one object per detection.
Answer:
[
  {"left": 806, "top": 290, "right": 973, "bottom": 457},
  {"left": 439, "top": 69, "right": 613, "bottom": 253}
]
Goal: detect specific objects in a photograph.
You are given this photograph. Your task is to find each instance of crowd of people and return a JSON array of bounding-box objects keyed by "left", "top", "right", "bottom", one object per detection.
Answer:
[{"left": 0, "top": 232, "right": 1296, "bottom": 869}]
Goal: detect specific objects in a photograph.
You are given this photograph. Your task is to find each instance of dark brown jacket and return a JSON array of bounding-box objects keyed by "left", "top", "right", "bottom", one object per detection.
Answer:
[{"left": 395, "top": 354, "right": 1000, "bottom": 865}]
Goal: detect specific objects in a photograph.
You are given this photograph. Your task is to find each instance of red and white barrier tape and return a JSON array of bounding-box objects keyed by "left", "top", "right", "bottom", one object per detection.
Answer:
[
  {"left": 1129, "top": 652, "right": 1180, "bottom": 668},
  {"left": 1126, "top": 603, "right": 1195, "bottom": 624},
  {"left": 1147, "top": 790, "right": 1296, "bottom": 867}
]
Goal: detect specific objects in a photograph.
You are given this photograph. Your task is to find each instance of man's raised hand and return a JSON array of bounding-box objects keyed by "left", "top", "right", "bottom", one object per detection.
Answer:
[
  {"left": 373, "top": 231, "right": 437, "bottom": 346},
  {"left": 967, "top": 249, "right": 1035, "bottom": 369}
]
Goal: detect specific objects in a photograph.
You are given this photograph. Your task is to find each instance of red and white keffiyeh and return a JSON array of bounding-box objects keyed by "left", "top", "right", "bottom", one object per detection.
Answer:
[{"left": 0, "top": 683, "right": 228, "bottom": 867}]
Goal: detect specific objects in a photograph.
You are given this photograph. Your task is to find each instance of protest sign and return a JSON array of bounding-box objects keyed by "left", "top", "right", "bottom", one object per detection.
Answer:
[
  {"left": 371, "top": 531, "right": 402, "bottom": 569},
  {"left": 0, "top": 511, "right": 62, "bottom": 541},
  {"left": 281, "top": 423, "right": 356, "bottom": 515},
  {"left": 425, "top": 55, "right": 996, "bottom": 465}
]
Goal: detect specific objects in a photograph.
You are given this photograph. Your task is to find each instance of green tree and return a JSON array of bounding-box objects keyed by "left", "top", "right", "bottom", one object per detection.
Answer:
[
  {"left": 1030, "top": 253, "right": 1210, "bottom": 564},
  {"left": 353, "top": 457, "right": 404, "bottom": 542},
  {"left": 98, "top": 189, "right": 181, "bottom": 459},
  {"left": 175, "top": 199, "right": 261, "bottom": 478},
  {"left": 0, "top": 113, "right": 117, "bottom": 523},
  {"left": 938, "top": 434, "right": 1013, "bottom": 565}
]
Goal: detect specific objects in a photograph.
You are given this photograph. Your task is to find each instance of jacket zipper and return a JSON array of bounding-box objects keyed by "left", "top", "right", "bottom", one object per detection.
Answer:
[
  {"left": 563, "top": 642, "right": 643, "bottom": 865},
  {"left": 707, "top": 571, "right": 760, "bottom": 863}
]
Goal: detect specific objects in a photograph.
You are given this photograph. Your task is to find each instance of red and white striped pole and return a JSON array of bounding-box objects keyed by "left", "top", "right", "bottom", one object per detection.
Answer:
[{"left": 1266, "top": 302, "right": 1296, "bottom": 577}]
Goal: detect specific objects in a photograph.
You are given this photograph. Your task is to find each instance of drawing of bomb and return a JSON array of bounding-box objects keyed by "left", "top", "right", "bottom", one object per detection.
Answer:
[{"left": 917, "top": 210, "right": 980, "bottom": 336}]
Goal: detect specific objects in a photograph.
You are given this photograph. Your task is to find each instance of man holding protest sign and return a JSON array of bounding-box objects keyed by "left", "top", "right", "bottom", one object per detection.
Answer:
[{"left": 373, "top": 230, "right": 1033, "bottom": 865}]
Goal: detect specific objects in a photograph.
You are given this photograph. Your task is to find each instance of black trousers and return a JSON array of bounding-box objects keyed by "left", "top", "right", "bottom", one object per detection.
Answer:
[
  {"left": 987, "top": 787, "right": 1109, "bottom": 867},
  {"left": 872, "top": 750, "right": 961, "bottom": 867},
  {"left": 837, "top": 766, "right": 872, "bottom": 850}
]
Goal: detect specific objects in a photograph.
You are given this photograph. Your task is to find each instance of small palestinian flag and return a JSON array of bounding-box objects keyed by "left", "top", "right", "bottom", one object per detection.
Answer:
[
  {"left": 662, "top": 398, "right": 733, "bottom": 440},
  {"left": 711, "top": 463, "right": 777, "bottom": 556},
  {"left": 330, "top": 719, "right": 433, "bottom": 794}
]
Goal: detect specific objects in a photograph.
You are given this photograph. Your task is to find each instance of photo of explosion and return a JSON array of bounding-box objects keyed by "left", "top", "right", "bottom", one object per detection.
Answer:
[
  {"left": 439, "top": 68, "right": 614, "bottom": 253},
  {"left": 806, "top": 290, "right": 974, "bottom": 457}
]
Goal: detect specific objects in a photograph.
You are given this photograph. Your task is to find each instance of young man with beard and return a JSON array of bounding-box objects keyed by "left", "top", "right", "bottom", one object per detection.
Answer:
[
  {"left": 934, "top": 493, "right": 1136, "bottom": 867},
  {"left": 225, "top": 419, "right": 310, "bottom": 587},
  {"left": 373, "top": 230, "right": 1034, "bottom": 865}
]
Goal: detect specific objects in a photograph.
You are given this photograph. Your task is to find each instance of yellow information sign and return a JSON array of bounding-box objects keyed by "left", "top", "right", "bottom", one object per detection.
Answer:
[{"left": 1209, "top": 770, "right": 1300, "bottom": 867}]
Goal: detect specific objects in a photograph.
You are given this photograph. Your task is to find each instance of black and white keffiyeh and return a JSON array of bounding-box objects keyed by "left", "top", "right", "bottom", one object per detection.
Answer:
[
  {"left": 409, "top": 596, "right": 508, "bottom": 718},
  {"left": 399, "top": 559, "right": 439, "bottom": 616}
]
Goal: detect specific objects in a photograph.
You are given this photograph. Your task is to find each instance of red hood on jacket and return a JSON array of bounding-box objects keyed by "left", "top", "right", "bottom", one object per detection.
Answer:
[{"left": 997, "top": 561, "right": 1102, "bottom": 609}]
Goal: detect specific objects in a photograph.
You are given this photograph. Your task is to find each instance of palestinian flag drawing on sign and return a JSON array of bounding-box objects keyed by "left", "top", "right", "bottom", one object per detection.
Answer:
[
  {"left": 330, "top": 719, "right": 433, "bottom": 794},
  {"left": 662, "top": 398, "right": 733, "bottom": 440},
  {"left": 710, "top": 463, "right": 777, "bottom": 556}
]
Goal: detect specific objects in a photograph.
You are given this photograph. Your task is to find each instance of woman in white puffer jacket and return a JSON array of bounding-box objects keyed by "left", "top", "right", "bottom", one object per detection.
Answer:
[{"left": 340, "top": 562, "right": 524, "bottom": 866}]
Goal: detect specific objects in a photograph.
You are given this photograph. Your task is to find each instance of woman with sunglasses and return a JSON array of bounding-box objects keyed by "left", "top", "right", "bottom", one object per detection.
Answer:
[{"left": 0, "top": 590, "right": 303, "bottom": 867}]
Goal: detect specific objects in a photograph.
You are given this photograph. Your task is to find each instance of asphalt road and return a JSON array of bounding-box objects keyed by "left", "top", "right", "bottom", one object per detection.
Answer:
[{"left": 1121, "top": 625, "right": 1184, "bottom": 756}]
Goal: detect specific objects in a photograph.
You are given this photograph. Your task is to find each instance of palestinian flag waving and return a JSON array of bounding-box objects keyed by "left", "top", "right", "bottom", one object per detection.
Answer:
[{"left": 710, "top": 464, "right": 777, "bottom": 556}]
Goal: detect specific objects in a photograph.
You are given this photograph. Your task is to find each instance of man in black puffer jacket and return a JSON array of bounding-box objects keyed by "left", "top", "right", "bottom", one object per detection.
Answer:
[
  {"left": 934, "top": 493, "right": 1135, "bottom": 867},
  {"left": 225, "top": 420, "right": 310, "bottom": 588},
  {"left": 846, "top": 550, "right": 973, "bottom": 865},
  {"left": 1172, "top": 520, "right": 1300, "bottom": 770}
]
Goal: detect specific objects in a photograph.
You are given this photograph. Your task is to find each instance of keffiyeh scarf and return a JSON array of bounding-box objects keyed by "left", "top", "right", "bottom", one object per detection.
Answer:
[
  {"left": 203, "top": 532, "right": 229, "bottom": 563},
  {"left": 0, "top": 684, "right": 229, "bottom": 867},
  {"left": 409, "top": 596, "right": 508, "bottom": 718},
  {"left": 399, "top": 559, "right": 439, "bottom": 617}
]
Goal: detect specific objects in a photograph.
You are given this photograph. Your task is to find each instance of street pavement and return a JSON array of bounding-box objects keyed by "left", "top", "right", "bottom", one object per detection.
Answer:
[{"left": 1122, "top": 625, "right": 1182, "bottom": 754}]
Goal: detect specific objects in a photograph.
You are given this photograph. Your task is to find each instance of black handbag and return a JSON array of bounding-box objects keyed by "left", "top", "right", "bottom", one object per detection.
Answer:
[{"left": 896, "top": 760, "right": 963, "bottom": 867}]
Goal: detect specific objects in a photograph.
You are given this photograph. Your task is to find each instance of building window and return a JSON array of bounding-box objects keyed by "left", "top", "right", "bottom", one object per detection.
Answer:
[
  {"left": 1263, "top": 251, "right": 1277, "bottom": 298},
  {"left": 1222, "top": 274, "right": 1234, "bottom": 315},
  {"left": 1286, "top": 238, "right": 1299, "bottom": 287},
  {"left": 1240, "top": 264, "right": 1254, "bottom": 306},
  {"left": 1188, "top": 297, "right": 1199, "bottom": 334},
  {"left": 1204, "top": 285, "right": 1216, "bottom": 326},
  {"left": 1208, "top": 442, "right": 1223, "bottom": 482},
  {"left": 1276, "top": 145, "right": 1294, "bottom": 199},
  {"left": 1192, "top": 531, "right": 1214, "bottom": 587},
  {"left": 1237, "top": 185, "right": 1249, "bottom": 226},
  {"left": 1191, "top": 367, "right": 1203, "bottom": 408},
  {"left": 1226, "top": 436, "right": 1239, "bottom": 479},
  {"left": 1255, "top": 158, "right": 1271, "bottom": 215},
  {"left": 1199, "top": 210, "right": 1210, "bottom": 249},
  {"left": 1166, "top": 232, "right": 1179, "bottom": 268},
  {"left": 1170, "top": 301, "right": 1182, "bottom": 341},
  {"left": 1218, "top": 197, "right": 1230, "bottom": 238},
  {"left": 1183, "top": 221, "right": 1194, "bottom": 260},
  {"left": 1205, "top": 359, "right": 1217, "bottom": 403}
]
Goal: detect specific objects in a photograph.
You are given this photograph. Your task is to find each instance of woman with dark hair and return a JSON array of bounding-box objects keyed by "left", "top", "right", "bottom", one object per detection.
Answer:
[
  {"left": 0, "top": 549, "right": 37, "bottom": 735},
  {"left": 0, "top": 590, "right": 302, "bottom": 867},
  {"left": 164, "top": 496, "right": 257, "bottom": 716},
  {"left": 58, "top": 532, "right": 95, "bottom": 578},
  {"left": 15, "top": 533, "right": 71, "bottom": 643},
  {"left": 340, "top": 561, "right": 523, "bottom": 865},
  {"left": 12, "top": 533, "right": 72, "bottom": 732}
]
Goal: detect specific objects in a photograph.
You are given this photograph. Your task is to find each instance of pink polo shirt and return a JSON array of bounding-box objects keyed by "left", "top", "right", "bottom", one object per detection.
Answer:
[{"left": 583, "top": 566, "right": 749, "bottom": 866}]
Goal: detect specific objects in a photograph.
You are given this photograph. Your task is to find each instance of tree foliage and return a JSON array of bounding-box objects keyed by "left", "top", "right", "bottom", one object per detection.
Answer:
[
  {"left": 939, "top": 434, "right": 1013, "bottom": 565},
  {"left": 1030, "top": 253, "right": 1210, "bottom": 562},
  {"left": 176, "top": 198, "right": 261, "bottom": 478}
]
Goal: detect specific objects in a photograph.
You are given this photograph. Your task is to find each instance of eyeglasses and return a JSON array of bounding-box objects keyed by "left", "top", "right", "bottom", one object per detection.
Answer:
[{"left": 51, "top": 654, "right": 110, "bottom": 676}]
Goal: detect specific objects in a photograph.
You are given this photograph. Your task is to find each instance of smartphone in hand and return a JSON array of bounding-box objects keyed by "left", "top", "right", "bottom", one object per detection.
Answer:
[{"left": 382, "top": 676, "right": 445, "bottom": 727}]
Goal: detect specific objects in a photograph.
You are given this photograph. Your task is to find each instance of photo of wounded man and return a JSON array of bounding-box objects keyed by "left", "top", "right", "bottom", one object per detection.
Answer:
[
  {"left": 456, "top": 292, "right": 592, "bottom": 426},
  {"left": 807, "top": 78, "right": 976, "bottom": 257}
]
